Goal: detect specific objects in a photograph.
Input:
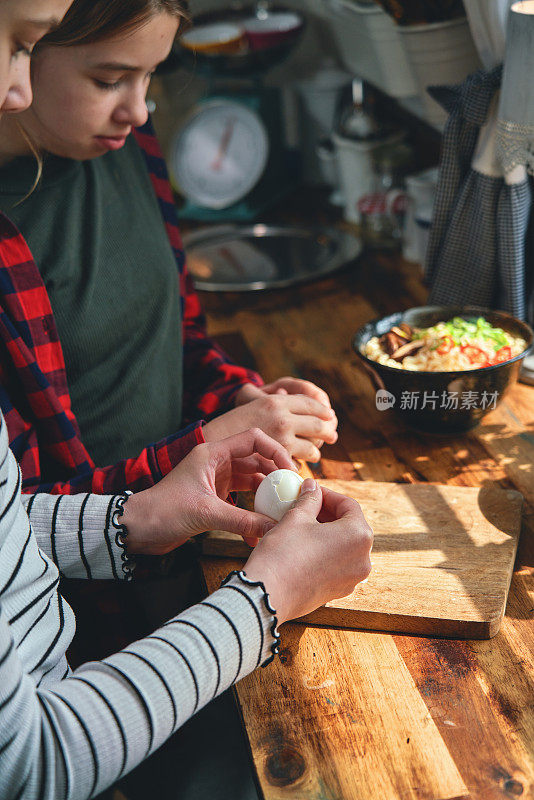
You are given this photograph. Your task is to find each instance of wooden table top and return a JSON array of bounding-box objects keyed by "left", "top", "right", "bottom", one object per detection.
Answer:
[{"left": 198, "top": 247, "right": 534, "bottom": 800}]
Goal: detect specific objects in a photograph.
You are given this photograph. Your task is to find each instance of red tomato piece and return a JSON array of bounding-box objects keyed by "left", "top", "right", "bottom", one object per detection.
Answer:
[
  {"left": 436, "top": 336, "right": 454, "bottom": 355},
  {"left": 460, "top": 344, "right": 487, "bottom": 365},
  {"left": 492, "top": 346, "right": 512, "bottom": 365}
]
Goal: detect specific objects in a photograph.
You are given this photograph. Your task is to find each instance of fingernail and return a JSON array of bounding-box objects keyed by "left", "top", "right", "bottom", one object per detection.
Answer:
[
  {"left": 300, "top": 479, "right": 317, "bottom": 494},
  {"left": 263, "top": 522, "right": 276, "bottom": 534}
]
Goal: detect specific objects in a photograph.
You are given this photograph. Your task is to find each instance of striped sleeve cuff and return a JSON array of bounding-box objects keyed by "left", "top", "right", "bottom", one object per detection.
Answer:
[
  {"left": 219, "top": 571, "right": 280, "bottom": 667},
  {"left": 22, "top": 493, "right": 129, "bottom": 581}
]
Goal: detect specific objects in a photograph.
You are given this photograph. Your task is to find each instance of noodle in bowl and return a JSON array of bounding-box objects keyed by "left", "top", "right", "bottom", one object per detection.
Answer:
[
  {"left": 364, "top": 319, "right": 528, "bottom": 372},
  {"left": 353, "top": 306, "right": 534, "bottom": 433}
]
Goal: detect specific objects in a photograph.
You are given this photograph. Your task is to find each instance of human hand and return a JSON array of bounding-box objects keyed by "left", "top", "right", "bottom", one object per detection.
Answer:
[
  {"left": 235, "top": 377, "right": 332, "bottom": 409},
  {"left": 203, "top": 393, "right": 338, "bottom": 463},
  {"left": 121, "top": 429, "right": 296, "bottom": 555},
  {"left": 243, "top": 479, "right": 373, "bottom": 625},
  {"left": 235, "top": 379, "right": 333, "bottom": 451}
]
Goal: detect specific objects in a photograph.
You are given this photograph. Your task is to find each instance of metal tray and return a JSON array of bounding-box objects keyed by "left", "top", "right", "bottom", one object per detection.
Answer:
[
  {"left": 183, "top": 224, "right": 361, "bottom": 291},
  {"left": 169, "top": 5, "right": 305, "bottom": 78}
]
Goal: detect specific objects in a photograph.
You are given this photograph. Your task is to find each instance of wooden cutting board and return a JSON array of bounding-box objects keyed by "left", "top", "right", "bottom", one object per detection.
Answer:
[{"left": 201, "top": 480, "right": 523, "bottom": 639}]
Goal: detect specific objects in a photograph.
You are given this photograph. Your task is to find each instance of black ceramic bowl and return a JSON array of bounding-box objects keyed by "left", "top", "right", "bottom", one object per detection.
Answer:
[{"left": 352, "top": 305, "right": 534, "bottom": 433}]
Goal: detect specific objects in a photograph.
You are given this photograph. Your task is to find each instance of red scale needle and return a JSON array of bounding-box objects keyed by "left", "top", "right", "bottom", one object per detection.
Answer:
[{"left": 211, "top": 117, "right": 236, "bottom": 172}]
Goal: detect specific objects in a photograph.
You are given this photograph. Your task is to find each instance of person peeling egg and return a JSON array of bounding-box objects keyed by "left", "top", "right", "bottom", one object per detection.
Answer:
[{"left": 254, "top": 469, "right": 304, "bottom": 522}]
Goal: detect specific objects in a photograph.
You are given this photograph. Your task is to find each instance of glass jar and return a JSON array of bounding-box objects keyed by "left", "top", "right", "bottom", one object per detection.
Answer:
[{"left": 358, "top": 190, "right": 408, "bottom": 250}]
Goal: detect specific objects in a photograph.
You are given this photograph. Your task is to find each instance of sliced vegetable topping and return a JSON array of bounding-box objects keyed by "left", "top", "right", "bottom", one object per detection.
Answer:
[
  {"left": 425, "top": 317, "right": 511, "bottom": 351},
  {"left": 492, "top": 346, "right": 512, "bottom": 364},
  {"left": 436, "top": 336, "right": 454, "bottom": 355},
  {"left": 460, "top": 344, "right": 487, "bottom": 365}
]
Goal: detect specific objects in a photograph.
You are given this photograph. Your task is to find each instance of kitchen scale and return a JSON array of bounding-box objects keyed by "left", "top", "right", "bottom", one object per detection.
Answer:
[{"left": 169, "top": 5, "right": 305, "bottom": 222}]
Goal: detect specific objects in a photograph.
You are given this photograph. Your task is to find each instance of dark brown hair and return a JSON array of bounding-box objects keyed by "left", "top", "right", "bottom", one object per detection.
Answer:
[{"left": 38, "top": 0, "right": 190, "bottom": 48}]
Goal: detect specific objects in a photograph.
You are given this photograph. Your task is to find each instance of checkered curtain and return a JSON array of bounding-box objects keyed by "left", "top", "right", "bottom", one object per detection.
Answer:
[{"left": 424, "top": 67, "right": 533, "bottom": 323}]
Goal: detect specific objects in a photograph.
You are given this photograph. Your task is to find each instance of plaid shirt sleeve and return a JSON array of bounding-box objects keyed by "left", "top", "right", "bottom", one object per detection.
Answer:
[
  {"left": 133, "top": 121, "right": 264, "bottom": 424},
  {"left": 180, "top": 265, "right": 263, "bottom": 422},
  {"left": 29, "top": 426, "right": 207, "bottom": 495},
  {"left": 1, "top": 363, "right": 207, "bottom": 496}
]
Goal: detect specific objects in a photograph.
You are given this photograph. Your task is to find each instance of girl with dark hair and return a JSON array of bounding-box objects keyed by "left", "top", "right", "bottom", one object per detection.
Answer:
[{"left": 0, "top": 0, "right": 338, "bottom": 499}]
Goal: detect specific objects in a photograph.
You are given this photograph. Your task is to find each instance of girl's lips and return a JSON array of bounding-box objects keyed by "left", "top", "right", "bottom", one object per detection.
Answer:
[{"left": 95, "top": 135, "right": 127, "bottom": 151}]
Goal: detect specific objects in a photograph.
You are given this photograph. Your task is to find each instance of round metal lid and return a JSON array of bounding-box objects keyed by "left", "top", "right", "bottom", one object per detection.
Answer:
[{"left": 183, "top": 224, "right": 361, "bottom": 291}]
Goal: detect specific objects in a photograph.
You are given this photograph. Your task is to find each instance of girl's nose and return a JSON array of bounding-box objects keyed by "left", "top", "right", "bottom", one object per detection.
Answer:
[
  {"left": 1, "top": 57, "right": 33, "bottom": 113},
  {"left": 114, "top": 90, "right": 149, "bottom": 129}
]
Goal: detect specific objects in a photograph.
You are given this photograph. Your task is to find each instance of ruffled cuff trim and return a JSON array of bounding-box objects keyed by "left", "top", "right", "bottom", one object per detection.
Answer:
[
  {"left": 221, "top": 570, "right": 280, "bottom": 667},
  {"left": 111, "top": 492, "right": 136, "bottom": 581}
]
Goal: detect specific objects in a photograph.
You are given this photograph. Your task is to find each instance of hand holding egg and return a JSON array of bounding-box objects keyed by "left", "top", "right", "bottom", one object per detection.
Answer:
[
  {"left": 122, "top": 428, "right": 296, "bottom": 554},
  {"left": 244, "top": 479, "right": 374, "bottom": 625}
]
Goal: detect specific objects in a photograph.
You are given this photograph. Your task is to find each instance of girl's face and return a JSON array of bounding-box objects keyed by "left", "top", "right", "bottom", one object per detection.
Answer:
[
  {"left": 0, "top": 0, "right": 71, "bottom": 115},
  {"left": 21, "top": 12, "right": 180, "bottom": 160}
]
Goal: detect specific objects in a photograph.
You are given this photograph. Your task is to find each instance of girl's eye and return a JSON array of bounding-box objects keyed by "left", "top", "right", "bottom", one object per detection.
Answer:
[{"left": 94, "top": 79, "right": 121, "bottom": 91}]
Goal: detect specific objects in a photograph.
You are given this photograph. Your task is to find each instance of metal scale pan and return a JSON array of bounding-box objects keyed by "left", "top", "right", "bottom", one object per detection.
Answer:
[{"left": 183, "top": 224, "right": 361, "bottom": 291}]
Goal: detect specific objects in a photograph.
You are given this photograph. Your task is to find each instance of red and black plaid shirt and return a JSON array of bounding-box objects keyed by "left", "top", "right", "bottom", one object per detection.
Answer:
[{"left": 0, "top": 120, "right": 262, "bottom": 495}]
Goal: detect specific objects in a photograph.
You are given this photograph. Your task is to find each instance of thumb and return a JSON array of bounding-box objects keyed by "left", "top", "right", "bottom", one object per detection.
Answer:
[
  {"left": 290, "top": 478, "right": 322, "bottom": 519},
  {"left": 210, "top": 498, "right": 275, "bottom": 541}
]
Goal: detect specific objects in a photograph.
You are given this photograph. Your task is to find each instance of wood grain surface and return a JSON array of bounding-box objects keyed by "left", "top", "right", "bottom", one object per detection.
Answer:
[
  {"left": 197, "top": 232, "right": 534, "bottom": 800},
  {"left": 202, "top": 480, "right": 523, "bottom": 638},
  {"left": 205, "top": 559, "right": 468, "bottom": 800}
]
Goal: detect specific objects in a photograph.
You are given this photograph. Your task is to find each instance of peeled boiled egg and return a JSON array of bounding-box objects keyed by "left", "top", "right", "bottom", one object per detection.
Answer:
[{"left": 254, "top": 469, "right": 304, "bottom": 522}]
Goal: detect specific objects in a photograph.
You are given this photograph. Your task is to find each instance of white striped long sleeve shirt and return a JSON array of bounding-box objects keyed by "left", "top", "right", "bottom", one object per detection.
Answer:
[{"left": 0, "top": 413, "right": 278, "bottom": 799}]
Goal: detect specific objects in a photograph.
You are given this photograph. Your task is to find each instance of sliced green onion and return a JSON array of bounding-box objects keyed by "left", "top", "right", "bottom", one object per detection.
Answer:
[{"left": 416, "top": 317, "right": 512, "bottom": 353}]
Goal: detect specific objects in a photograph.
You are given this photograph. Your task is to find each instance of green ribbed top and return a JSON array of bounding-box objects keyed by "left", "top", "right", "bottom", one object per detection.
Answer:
[{"left": 0, "top": 136, "right": 183, "bottom": 465}]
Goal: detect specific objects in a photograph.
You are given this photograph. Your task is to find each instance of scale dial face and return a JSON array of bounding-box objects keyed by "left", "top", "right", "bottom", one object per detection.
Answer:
[{"left": 172, "top": 99, "right": 269, "bottom": 209}]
